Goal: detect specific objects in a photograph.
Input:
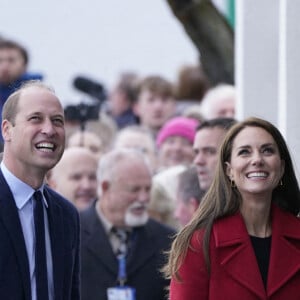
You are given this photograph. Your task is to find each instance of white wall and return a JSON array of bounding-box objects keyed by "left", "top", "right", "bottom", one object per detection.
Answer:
[
  {"left": 236, "top": 0, "right": 300, "bottom": 177},
  {"left": 0, "top": 0, "right": 198, "bottom": 105}
]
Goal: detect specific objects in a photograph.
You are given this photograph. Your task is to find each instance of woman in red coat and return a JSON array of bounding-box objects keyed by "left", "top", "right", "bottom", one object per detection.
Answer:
[{"left": 165, "top": 117, "right": 300, "bottom": 299}]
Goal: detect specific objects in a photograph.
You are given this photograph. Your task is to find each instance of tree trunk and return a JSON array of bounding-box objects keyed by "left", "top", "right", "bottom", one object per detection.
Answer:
[{"left": 167, "top": 0, "right": 234, "bottom": 85}]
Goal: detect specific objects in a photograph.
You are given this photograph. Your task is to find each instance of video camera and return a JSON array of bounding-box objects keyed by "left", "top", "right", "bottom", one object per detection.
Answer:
[
  {"left": 64, "top": 102, "right": 100, "bottom": 123},
  {"left": 64, "top": 75, "right": 107, "bottom": 130}
]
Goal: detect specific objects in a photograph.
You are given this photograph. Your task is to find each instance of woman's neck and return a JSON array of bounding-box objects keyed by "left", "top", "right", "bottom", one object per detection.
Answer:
[{"left": 240, "top": 199, "right": 272, "bottom": 238}]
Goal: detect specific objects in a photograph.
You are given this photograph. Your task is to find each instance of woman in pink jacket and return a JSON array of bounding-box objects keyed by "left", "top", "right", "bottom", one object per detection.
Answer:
[{"left": 165, "top": 117, "right": 300, "bottom": 300}]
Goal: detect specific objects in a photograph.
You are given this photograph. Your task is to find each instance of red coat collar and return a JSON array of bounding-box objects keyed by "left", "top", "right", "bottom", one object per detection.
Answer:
[{"left": 212, "top": 204, "right": 300, "bottom": 298}]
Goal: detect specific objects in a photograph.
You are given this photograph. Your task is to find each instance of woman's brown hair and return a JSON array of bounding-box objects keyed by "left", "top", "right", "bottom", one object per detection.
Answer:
[{"left": 164, "top": 117, "right": 300, "bottom": 281}]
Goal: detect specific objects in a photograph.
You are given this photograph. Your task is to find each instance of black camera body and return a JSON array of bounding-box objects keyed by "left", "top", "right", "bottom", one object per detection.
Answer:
[
  {"left": 64, "top": 102, "right": 100, "bottom": 123},
  {"left": 67, "top": 75, "right": 107, "bottom": 130}
]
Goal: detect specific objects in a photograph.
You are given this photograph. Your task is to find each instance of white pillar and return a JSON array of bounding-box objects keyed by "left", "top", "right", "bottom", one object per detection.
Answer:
[
  {"left": 236, "top": 0, "right": 300, "bottom": 177},
  {"left": 283, "top": 0, "right": 300, "bottom": 175}
]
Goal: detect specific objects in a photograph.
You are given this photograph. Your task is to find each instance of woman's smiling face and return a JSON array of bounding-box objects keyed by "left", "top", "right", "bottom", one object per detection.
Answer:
[{"left": 226, "top": 126, "right": 285, "bottom": 201}]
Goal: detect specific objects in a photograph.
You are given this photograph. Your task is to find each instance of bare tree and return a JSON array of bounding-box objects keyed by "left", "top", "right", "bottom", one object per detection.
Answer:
[{"left": 167, "top": 0, "right": 234, "bottom": 85}]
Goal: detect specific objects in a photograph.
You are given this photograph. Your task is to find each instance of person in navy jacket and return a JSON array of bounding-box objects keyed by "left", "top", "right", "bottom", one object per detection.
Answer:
[{"left": 0, "top": 81, "right": 80, "bottom": 300}]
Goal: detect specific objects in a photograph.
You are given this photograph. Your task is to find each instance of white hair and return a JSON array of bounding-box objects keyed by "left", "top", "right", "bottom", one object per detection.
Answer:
[
  {"left": 97, "top": 148, "right": 152, "bottom": 195},
  {"left": 200, "top": 84, "right": 236, "bottom": 119}
]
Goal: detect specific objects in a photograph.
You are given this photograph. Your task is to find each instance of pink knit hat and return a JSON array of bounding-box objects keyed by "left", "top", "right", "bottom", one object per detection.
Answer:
[{"left": 156, "top": 116, "right": 199, "bottom": 148}]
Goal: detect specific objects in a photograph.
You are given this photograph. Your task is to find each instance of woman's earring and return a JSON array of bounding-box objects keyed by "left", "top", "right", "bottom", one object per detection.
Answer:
[
  {"left": 230, "top": 179, "right": 236, "bottom": 188},
  {"left": 279, "top": 179, "right": 283, "bottom": 186}
]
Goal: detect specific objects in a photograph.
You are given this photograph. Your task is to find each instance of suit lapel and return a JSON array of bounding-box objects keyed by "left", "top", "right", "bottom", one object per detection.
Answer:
[
  {"left": 126, "top": 224, "right": 156, "bottom": 276},
  {"left": 83, "top": 207, "right": 118, "bottom": 275},
  {"left": 267, "top": 205, "right": 300, "bottom": 297},
  {"left": 82, "top": 209, "right": 159, "bottom": 278},
  {"left": 213, "top": 212, "right": 266, "bottom": 299},
  {"left": 0, "top": 170, "right": 31, "bottom": 300},
  {"left": 44, "top": 188, "right": 64, "bottom": 300}
]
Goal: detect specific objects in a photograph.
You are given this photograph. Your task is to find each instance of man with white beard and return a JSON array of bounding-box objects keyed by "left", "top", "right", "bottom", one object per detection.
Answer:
[{"left": 80, "top": 148, "right": 175, "bottom": 300}]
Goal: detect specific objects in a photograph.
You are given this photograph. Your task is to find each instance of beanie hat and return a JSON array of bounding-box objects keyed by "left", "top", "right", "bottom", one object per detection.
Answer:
[{"left": 156, "top": 116, "right": 199, "bottom": 148}]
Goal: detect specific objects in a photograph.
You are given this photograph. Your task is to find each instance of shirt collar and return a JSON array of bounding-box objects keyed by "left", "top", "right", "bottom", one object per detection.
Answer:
[
  {"left": 96, "top": 201, "right": 113, "bottom": 234},
  {"left": 95, "top": 201, "right": 132, "bottom": 234},
  {"left": 1, "top": 162, "right": 48, "bottom": 209}
]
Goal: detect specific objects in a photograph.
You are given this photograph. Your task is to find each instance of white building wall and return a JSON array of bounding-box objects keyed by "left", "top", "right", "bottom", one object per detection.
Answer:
[{"left": 236, "top": 0, "right": 300, "bottom": 176}]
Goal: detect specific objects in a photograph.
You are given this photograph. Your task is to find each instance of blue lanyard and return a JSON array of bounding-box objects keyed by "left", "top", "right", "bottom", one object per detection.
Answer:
[
  {"left": 117, "top": 255, "right": 127, "bottom": 286},
  {"left": 116, "top": 229, "right": 138, "bottom": 286}
]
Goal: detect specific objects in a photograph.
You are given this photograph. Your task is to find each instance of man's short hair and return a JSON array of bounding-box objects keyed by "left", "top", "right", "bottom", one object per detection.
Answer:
[
  {"left": 196, "top": 117, "right": 237, "bottom": 132},
  {"left": 0, "top": 39, "right": 29, "bottom": 65},
  {"left": 97, "top": 148, "right": 151, "bottom": 184},
  {"left": 2, "top": 80, "right": 54, "bottom": 124},
  {"left": 115, "top": 72, "right": 139, "bottom": 104},
  {"left": 137, "top": 75, "right": 174, "bottom": 98}
]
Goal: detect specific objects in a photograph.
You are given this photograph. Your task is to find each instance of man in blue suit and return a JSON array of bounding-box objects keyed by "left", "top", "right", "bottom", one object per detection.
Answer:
[
  {"left": 80, "top": 148, "right": 175, "bottom": 300},
  {"left": 0, "top": 80, "right": 80, "bottom": 299}
]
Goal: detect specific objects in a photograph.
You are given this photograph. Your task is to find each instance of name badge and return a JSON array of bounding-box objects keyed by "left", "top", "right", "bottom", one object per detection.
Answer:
[{"left": 107, "top": 286, "right": 136, "bottom": 300}]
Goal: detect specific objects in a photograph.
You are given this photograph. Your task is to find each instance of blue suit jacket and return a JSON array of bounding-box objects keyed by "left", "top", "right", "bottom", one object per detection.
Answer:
[
  {"left": 0, "top": 170, "right": 80, "bottom": 300},
  {"left": 80, "top": 204, "right": 175, "bottom": 300}
]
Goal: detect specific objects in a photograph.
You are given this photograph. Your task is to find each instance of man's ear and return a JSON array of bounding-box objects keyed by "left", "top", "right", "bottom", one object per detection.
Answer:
[
  {"left": 101, "top": 180, "right": 110, "bottom": 193},
  {"left": 132, "top": 102, "right": 140, "bottom": 116},
  {"left": 45, "top": 170, "right": 56, "bottom": 189},
  {"left": 2, "top": 119, "right": 12, "bottom": 142},
  {"left": 189, "top": 197, "right": 200, "bottom": 213},
  {"left": 47, "top": 177, "right": 56, "bottom": 189}
]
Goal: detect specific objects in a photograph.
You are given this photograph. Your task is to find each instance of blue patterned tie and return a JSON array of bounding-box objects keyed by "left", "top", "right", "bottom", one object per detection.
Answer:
[
  {"left": 112, "top": 227, "right": 130, "bottom": 258},
  {"left": 33, "top": 191, "right": 49, "bottom": 300}
]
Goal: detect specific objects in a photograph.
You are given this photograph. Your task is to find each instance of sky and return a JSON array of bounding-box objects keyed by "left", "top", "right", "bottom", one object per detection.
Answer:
[{"left": 0, "top": 0, "right": 199, "bottom": 106}]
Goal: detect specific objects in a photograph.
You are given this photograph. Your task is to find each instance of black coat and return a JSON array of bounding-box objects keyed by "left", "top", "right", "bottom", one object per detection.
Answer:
[
  {"left": 80, "top": 205, "right": 175, "bottom": 300},
  {"left": 0, "top": 170, "right": 80, "bottom": 300}
]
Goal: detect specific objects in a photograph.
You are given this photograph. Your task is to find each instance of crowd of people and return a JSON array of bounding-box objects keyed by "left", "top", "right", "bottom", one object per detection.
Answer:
[{"left": 1, "top": 36, "right": 300, "bottom": 300}]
